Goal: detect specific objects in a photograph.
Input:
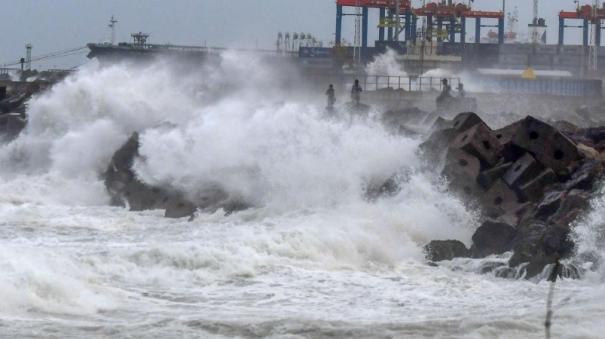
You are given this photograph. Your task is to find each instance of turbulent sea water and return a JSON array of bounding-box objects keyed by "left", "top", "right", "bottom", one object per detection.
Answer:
[{"left": 1, "top": 53, "right": 605, "bottom": 338}]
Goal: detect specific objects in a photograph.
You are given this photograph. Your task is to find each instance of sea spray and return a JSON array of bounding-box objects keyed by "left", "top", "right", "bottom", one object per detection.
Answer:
[{"left": 365, "top": 48, "right": 407, "bottom": 76}]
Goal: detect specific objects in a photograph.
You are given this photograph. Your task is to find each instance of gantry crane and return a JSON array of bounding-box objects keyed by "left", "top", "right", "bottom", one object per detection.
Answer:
[
  {"left": 559, "top": 1, "right": 605, "bottom": 48},
  {"left": 335, "top": 0, "right": 504, "bottom": 50}
]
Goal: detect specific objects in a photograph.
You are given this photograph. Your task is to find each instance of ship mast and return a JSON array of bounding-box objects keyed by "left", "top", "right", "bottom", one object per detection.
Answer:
[{"left": 108, "top": 15, "right": 118, "bottom": 45}]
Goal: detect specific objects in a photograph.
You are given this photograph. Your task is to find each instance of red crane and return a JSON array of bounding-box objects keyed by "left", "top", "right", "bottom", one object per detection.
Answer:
[
  {"left": 413, "top": 2, "right": 502, "bottom": 19},
  {"left": 560, "top": 4, "right": 605, "bottom": 20}
]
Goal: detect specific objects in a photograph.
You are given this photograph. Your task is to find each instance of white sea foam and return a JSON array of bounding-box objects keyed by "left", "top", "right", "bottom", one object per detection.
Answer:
[{"left": 365, "top": 48, "right": 407, "bottom": 76}]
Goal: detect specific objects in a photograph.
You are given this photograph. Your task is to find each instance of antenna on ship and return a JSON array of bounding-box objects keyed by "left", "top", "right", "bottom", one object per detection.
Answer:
[
  {"left": 108, "top": 15, "right": 118, "bottom": 45},
  {"left": 25, "top": 44, "right": 32, "bottom": 71},
  {"left": 131, "top": 32, "right": 149, "bottom": 46}
]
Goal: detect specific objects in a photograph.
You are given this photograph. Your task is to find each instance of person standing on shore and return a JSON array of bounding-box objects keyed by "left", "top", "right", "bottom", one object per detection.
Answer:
[
  {"left": 351, "top": 79, "right": 362, "bottom": 105},
  {"left": 326, "top": 84, "right": 336, "bottom": 109}
]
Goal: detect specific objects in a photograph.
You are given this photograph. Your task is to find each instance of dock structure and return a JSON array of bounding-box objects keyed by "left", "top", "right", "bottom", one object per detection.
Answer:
[
  {"left": 82, "top": 1, "right": 605, "bottom": 79},
  {"left": 558, "top": 4, "right": 605, "bottom": 48},
  {"left": 295, "top": 1, "right": 605, "bottom": 77}
]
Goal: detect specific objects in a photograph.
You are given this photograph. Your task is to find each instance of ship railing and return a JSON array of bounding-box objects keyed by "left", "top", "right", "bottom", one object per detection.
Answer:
[
  {"left": 0, "top": 68, "right": 19, "bottom": 76},
  {"left": 110, "top": 42, "right": 283, "bottom": 55},
  {"left": 0, "top": 68, "right": 20, "bottom": 80},
  {"left": 46, "top": 69, "right": 76, "bottom": 74}
]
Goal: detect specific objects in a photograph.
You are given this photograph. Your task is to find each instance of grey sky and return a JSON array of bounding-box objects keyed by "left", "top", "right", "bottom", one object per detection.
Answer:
[{"left": 0, "top": 0, "right": 586, "bottom": 69}]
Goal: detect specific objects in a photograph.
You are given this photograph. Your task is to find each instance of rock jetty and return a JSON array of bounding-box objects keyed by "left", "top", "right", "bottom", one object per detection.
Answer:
[{"left": 422, "top": 112, "right": 604, "bottom": 279}]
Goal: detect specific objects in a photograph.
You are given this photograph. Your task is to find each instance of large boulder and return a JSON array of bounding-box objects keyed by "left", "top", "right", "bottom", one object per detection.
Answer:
[
  {"left": 104, "top": 132, "right": 174, "bottom": 211},
  {"left": 470, "top": 219, "right": 517, "bottom": 258},
  {"left": 381, "top": 107, "right": 427, "bottom": 134},
  {"left": 509, "top": 219, "right": 574, "bottom": 279},
  {"left": 104, "top": 132, "right": 250, "bottom": 218},
  {"left": 425, "top": 240, "right": 470, "bottom": 262}
]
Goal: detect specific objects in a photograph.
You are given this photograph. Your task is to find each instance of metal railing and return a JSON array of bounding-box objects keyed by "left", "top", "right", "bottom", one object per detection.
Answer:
[
  {"left": 360, "top": 75, "right": 461, "bottom": 92},
  {"left": 0, "top": 68, "right": 17, "bottom": 77},
  {"left": 307, "top": 73, "right": 461, "bottom": 93}
]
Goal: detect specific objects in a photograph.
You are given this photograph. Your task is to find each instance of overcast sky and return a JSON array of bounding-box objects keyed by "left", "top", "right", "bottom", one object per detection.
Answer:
[{"left": 0, "top": 0, "right": 585, "bottom": 69}]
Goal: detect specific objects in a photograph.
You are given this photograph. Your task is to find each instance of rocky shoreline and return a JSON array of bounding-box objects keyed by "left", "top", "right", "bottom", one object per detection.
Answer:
[{"left": 421, "top": 112, "right": 604, "bottom": 279}]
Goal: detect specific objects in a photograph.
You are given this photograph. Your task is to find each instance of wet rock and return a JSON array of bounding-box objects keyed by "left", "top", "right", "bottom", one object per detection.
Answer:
[
  {"left": 451, "top": 112, "right": 483, "bottom": 132},
  {"left": 105, "top": 133, "right": 249, "bottom": 218},
  {"left": 452, "top": 122, "right": 503, "bottom": 166},
  {"left": 429, "top": 116, "right": 453, "bottom": 132},
  {"left": 511, "top": 116, "right": 580, "bottom": 174},
  {"left": 577, "top": 143, "right": 603, "bottom": 161},
  {"left": 482, "top": 180, "right": 520, "bottom": 219},
  {"left": 471, "top": 219, "right": 517, "bottom": 257},
  {"left": 585, "top": 126, "right": 605, "bottom": 144},
  {"left": 419, "top": 128, "right": 457, "bottom": 161},
  {"left": 563, "top": 160, "right": 604, "bottom": 191},
  {"left": 510, "top": 219, "right": 574, "bottom": 279},
  {"left": 365, "top": 176, "right": 400, "bottom": 201},
  {"left": 535, "top": 190, "right": 565, "bottom": 220},
  {"left": 442, "top": 147, "right": 483, "bottom": 198},
  {"left": 495, "top": 123, "right": 525, "bottom": 163},
  {"left": 0, "top": 113, "right": 27, "bottom": 140},
  {"left": 164, "top": 194, "right": 197, "bottom": 219},
  {"left": 382, "top": 107, "right": 427, "bottom": 132},
  {"left": 497, "top": 202, "right": 533, "bottom": 227},
  {"left": 553, "top": 120, "right": 581, "bottom": 135},
  {"left": 517, "top": 169, "right": 557, "bottom": 202},
  {"left": 420, "top": 113, "right": 489, "bottom": 162},
  {"left": 503, "top": 153, "right": 543, "bottom": 189},
  {"left": 494, "top": 121, "right": 521, "bottom": 146},
  {"left": 425, "top": 240, "right": 470, "bottom": 261},
  {"left": 549, "top": 189, "right": 591, "bottom": 226},
  {"left": 104, "top": 132, "right": 170, "bottom": 211},
  {"left": 477, "top": 161, "right": 512, "bottom": 189}
]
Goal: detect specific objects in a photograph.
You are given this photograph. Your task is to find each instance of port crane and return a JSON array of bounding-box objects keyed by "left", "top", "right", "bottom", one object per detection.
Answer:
[
  {"left": 558, "top": 0, "right": 604, "bottom": 52},
  {"left": 335, "top": 0, "right": 505, "bottom": 53}
]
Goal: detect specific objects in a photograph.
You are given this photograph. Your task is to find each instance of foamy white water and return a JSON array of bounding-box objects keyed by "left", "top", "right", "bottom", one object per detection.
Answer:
[{"left": 0, "top": 53, "right": 604, "bottom": 338}]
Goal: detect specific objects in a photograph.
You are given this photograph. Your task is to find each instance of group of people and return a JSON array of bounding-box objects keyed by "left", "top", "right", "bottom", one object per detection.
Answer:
[
  {"left": 438, "top": 78, "right": 465, "bottom": 101},
  {"left": 325, "top": 79, "right": 363, "bottom": 110},
  {"left": 326, "top": 78, "right": 466, "bottom": 109}
]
